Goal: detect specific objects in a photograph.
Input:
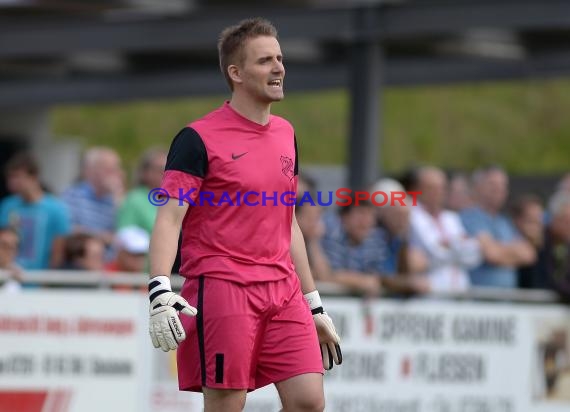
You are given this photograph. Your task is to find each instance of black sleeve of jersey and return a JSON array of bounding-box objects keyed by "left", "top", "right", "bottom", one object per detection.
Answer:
[
  {"left": 165, "top": 127, "right": 208, "bottom": 178},
  {"left": 294, "top": 134, "right": 299, "bottom": 176}
]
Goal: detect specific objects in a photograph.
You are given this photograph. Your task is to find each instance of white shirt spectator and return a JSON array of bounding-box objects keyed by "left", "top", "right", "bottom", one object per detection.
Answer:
[{"left": 410, "top": 203, "right": 481, "bottom": 292}]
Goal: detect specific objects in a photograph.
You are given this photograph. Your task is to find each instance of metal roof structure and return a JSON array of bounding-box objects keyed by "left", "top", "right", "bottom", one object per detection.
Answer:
[{"left": 2, "top": 0, "right": 570, "bottom": 187}]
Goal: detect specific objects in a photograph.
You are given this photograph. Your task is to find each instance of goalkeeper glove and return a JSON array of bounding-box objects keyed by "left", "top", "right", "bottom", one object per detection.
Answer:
[
  {"left": 304, "top": 290, "right": 342, "bottom": 370},
  {"left": 149, "top": 276, "right": 197, "bottom": 352}
]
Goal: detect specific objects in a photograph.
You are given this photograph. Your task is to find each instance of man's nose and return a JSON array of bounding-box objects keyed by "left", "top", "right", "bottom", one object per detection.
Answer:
[{"left": 273, "top": 60, "right": 284, "bottom": 73}]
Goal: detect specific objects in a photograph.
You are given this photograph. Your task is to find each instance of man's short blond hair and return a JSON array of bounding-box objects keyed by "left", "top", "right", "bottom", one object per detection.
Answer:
[{"left": 217, "top": 17, "right": 278, "bottom": 91}]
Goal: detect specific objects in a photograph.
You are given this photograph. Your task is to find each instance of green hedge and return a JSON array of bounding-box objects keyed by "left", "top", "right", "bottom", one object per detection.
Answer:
[{"left": 52, "top": 78, "right": 570, "bottom": 175}]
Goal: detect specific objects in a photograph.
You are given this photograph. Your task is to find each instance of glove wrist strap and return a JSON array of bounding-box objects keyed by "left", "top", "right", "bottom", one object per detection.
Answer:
[
  {"left": 304, "top": 290, "right": 323, "bottom": 311},
  {"left": 149, "top": 275, "right": 172, "bottom": 303},
  {"left": 311, "top": 307, "right": 324, "bottom": 315}
]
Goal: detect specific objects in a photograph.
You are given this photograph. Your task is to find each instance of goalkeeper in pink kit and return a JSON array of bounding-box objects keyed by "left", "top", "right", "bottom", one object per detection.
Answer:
[{"left": 147, "top": 17, "right": 342, "bottom": 412}]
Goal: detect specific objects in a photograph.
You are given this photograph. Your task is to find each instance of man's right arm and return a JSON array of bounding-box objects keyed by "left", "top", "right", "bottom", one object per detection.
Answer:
[
  {"left": 148, "top": 126, "right": 206, "bottom": 352},
  {"left": 149, "top": 198, "right": 189, "bottom": 277},
  {"left": 462, "top": 210, "right": 536, "bottom": 267},
  {"left": 150, "top": 126, "right": 208, "bottom": 276},
  {"left": 478, "top": 233, "right": 536, "bottom": 266},
  {"left": 328, "top": 270, "right": 383, "bottom": 296},
  {"left": 148, "top": 192, "right": 196, "bottom": 353}
]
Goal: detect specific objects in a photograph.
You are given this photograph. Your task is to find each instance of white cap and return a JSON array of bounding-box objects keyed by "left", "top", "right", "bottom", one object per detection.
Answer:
[
  {"left": 371, "top": 178, "right": 405, "bottom": 194},
  {"left": 115, "top": 226, "right": 150, "bottom": 254},
  {"left": 370, "top": 178, "right": 408, "bottom": 208}
]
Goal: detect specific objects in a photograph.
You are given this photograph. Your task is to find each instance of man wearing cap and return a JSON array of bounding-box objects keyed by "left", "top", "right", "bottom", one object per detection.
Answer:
[{"left": 105, "top": 226, "right": 150, "bottom": 273}]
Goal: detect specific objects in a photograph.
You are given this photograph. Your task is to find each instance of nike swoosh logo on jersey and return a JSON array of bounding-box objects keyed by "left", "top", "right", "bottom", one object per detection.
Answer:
[{"left": 232, "top": 152, "right": 248, "bottom": 160}]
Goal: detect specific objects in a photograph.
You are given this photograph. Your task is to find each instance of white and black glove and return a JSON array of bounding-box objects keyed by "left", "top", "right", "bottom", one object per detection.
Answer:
[
  {"left": 304, "top": 290, "right": 342, "bottom": 370},
  {"left": 148, "top": 276, "right": 197, "bottom": 352}
]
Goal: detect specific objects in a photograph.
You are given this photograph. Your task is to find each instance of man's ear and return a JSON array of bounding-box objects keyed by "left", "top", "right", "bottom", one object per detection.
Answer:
[{"left": 228, "top": 65, "right": 242, "bottom": 86}]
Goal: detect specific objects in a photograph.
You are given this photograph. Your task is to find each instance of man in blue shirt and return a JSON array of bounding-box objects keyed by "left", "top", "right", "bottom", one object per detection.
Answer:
[
  {"left": 61, "top": 147, "right": 123, "bottom": 250},
  {"left": 461, "top": 166, "right": 535, "bottom": 288},
  {"left": 0, "top": 153, "right": 71, "bottom": 269},
  {"left": 321, "top": 196, "right": 387, "bottom": 296}
]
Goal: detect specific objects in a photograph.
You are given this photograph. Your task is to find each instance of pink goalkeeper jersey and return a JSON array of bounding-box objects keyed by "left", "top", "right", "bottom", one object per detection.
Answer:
[{"left": 160, "top": 102, "right": 298, "bottom": 284}]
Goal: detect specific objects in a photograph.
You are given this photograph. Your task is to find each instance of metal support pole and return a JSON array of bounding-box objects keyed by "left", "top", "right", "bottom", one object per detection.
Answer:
[{"left": 347, "top": 9, "right": 383, "bottom": 190}]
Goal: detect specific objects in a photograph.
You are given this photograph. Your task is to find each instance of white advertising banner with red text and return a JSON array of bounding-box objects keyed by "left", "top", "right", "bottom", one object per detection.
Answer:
[
  {"left": 1, "top": 291, "right": 570, "bottom": 412},
  {"left": 151, "top": 298, "right": 570, "bottom": 412},
  {"left": 0, "top": 291, "right": 150, "bottom": 412},
  {"left": 244, "top": 299, "right": 570, "bottom": 412}
]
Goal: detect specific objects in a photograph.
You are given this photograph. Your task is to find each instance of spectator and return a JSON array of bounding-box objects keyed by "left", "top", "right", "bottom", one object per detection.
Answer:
[
  {"left": 0, "top": 152, "right": 70, "bottom": 269},
  {"left": 461, "top": 166, "right": 536, "bottom": 288},
  {"left": 105, "top": 226, "right": 149, "bottom": 273},
  {"left": 523, "top": 192, "right": 570, "bottom": 300},
  {"left": 511, "top": 195, "right": 545, "bottom": 289},
  {"left": 447, "top": 172, "right": 474, "bottom": 212},
  {"left": 370, "top": 178, "right": 430, "bottom": 295},
  {"left": 60, "top": 233, "right": 105, "bottom": 271},
  {"left": 61, "top": 147, "right": 124, "bottom": 248},
  {"left": 511, "top": 194, "right": 545, "bottom": 250},
  {"left": 410, "top": 167, "right": 481, "bottom": 292},
  {"left": 321, "top": 195, "right": 385, "bottom": 296},
  {"left": 117, "top": 148, "right": 167, "bottom": 235},
  {"left": 0, "top": 226, "right": 23, "bottom": 292}
]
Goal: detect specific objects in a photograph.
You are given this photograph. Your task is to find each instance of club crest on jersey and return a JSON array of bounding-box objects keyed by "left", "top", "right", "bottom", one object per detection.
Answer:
[{"left": 280, "top": 155, "right": 294, "bottom": 180}]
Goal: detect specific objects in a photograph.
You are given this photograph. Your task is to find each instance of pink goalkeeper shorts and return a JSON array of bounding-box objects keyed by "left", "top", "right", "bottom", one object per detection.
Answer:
[{"left": 176, "top": 273, "right": 323, "bottom": 392}]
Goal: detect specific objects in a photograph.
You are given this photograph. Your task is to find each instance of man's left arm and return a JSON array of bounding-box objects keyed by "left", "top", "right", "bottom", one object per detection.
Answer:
[
  {"left": 291, "top": 212, "right": 342, "bottom": 370},
  {"left": 290, "top": 212, "right": 317, "bottom": 293}
]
